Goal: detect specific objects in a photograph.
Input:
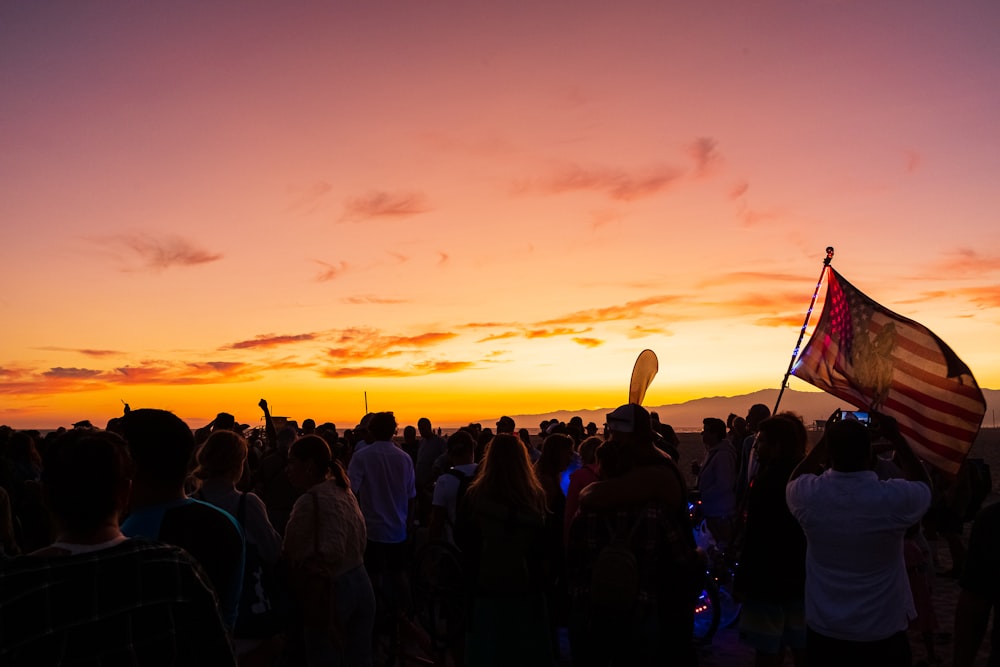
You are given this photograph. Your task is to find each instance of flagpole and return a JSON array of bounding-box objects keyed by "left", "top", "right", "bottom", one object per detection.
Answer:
[{"left": 773, "top": 246, "right": 835, "bottom": 414}]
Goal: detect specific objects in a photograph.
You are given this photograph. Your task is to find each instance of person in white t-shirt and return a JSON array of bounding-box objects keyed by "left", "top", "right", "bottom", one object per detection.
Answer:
[
  {"left": 428, "top": 430, "right": 478, "bottom": 545},
  {"left": 786, "top": 412, "right": 931, "bottom": 667}
]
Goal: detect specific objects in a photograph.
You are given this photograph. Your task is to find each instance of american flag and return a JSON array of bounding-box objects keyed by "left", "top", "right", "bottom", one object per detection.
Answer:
[{"left": 791, "top": 268, "right": 986, "bottom": 475}]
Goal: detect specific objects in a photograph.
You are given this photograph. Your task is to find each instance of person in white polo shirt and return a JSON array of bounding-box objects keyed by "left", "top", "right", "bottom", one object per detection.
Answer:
[{"left": 786, "top": 412, "right": 931, "bottom": 667}]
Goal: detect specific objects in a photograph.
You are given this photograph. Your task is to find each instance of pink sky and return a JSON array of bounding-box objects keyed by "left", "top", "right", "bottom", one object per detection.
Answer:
[{"left": 2, "top": 1, "right": 999, "bottom": 430}]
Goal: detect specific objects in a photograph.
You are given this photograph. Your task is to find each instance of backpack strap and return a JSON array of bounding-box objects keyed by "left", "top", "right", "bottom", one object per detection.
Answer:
[
  {"left": 603, "top": 508, "right": 646, "bottom": 545},
  {"left": 443, "top": 468, "right": 471, "bottom": 528}
]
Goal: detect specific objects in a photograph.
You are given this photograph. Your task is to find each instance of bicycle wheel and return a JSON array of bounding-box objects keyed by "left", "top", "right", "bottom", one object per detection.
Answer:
[
  {"left": 716, "top": 583, "right": 742, "bottom": 630},
  {"left": 692, "top": 575, "right": 721, "bottom": 644}
]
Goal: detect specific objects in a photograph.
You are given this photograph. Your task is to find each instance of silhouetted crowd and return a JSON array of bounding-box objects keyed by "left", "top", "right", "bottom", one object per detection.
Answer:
[{"left": 0, "top": 400, "right": 995, "bottom": 666}]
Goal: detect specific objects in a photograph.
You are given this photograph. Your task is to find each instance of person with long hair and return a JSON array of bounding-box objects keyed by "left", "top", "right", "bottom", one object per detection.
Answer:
[
  {"left": 734, "top": 413, "right": 809, "bottom": 667},
  {"left": 284, "top": 434, "right": 375, "bottom": 667},
  {"left": 454, "top": 433, "right": 551, "bottom": 666},
  {"left": 192, "top": 429, "right": 284, "bottom": 662}
]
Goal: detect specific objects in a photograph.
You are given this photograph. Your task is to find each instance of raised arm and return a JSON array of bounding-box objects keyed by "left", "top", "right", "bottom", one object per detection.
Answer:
[
  {"left": 873, "top": 413, "right": 931, "bottom": 487},
  {"left": 259, "top": 398, "right": 277, "bottom": 446},
  {"left": 789, "top": 409, "right": 838, "bottom": 481}
]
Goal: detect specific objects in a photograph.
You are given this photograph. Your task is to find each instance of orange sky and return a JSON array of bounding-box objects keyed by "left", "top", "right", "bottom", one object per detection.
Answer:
[{"left": 2, "top": 1, "right": 999, "bottom": 430}]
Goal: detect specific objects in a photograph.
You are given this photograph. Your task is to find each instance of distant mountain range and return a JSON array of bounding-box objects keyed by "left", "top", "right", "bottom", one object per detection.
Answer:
[{"left": 495, "top": 387, "right": 1000, "bottom": 433}]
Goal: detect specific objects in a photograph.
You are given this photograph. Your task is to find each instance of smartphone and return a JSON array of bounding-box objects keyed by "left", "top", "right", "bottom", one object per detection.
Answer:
[{"left": 843, "top": 410, "right": 870, "bottom": 425}]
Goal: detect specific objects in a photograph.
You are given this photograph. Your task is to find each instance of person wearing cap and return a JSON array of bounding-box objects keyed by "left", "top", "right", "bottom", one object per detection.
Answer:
[
  {"left": 496, "top": 415, "right": 516, "bottom": 434},
  {"left": 567, "top": 403, "right": 700, "bottom": 666},
  {"left": 786, "top": 413, "right": 931, "bottom": 667}
]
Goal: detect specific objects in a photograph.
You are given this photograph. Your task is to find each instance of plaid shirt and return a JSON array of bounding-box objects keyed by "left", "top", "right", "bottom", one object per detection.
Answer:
[
  {"left": 0, "top": 538, "right": 235, "bottom": 667},
  {"left": 567, "top": 500, "right": 699, "bottom": 616}
]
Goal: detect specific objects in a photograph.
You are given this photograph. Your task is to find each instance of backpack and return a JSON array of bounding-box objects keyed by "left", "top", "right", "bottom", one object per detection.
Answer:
[
  {"left": 589, "top": 511, "right": 645, "bottom": 617},
  {"left": 194, "top": 490, "right": 286, "bottom": 639},
  {"left": 443, "top": 467, "right": 475, "bottom": 527},
  {"left": 233, "top": 492, "right": 287, "bottom": 639}
]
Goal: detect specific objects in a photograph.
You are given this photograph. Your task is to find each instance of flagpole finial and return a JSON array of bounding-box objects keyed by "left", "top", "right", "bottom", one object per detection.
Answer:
[{"left": 824, "top": 247, "right": 835, "bottom": 266}]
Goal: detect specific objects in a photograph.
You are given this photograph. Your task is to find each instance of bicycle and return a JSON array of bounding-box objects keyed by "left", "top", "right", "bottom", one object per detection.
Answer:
[{"left": 689, "top": 495, "right": 742, "bottom": 645}]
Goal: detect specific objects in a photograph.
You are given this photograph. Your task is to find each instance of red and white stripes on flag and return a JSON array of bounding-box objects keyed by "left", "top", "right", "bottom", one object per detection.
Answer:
[{"left": 791, "top": 268, "right": 986, "bottom": 475}]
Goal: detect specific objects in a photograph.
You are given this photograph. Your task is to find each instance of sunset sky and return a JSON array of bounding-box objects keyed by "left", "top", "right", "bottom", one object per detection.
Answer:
[{"left": 2, "top": 1, "right": 999, "bottom": 431}]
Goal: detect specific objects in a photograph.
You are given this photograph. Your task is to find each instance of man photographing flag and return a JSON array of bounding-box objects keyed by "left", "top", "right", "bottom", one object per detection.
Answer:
[{"left": 786, "top": 410, "right": 931, "bottom": 666}]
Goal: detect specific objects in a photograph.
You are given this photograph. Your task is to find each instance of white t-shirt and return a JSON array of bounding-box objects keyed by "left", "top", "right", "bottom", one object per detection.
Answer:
[
  {"left": 431, "top": 463, "right": 478, "bottom": 544},
  {"left": 786, "top": 468, "right": 931, "bottom": 641}
]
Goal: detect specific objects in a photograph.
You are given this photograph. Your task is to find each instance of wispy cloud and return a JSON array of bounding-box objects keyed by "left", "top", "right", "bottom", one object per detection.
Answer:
[
  {"left": 223, "top": 333, "right": 317, "bottom": 350},
  {"left": 42, "top": 367, "right": 103, "bottom": 379},
  {"left": 729, "top": 180, "right": 783, "bottom": 227},
  {"left": 341, "top": 296, "right": 408, "bottom": 305},
  {"left": 738, "top": 207, "right": 784, "bottom": 227},
  {"left": 753, "top": 314, "right": 809, "bottom": 327},
  {"left": 477, "top": 331, "right": 520, "bottom": 343},
  {"left": 537, "top": 295, "right": 681, "bottom": 326},
  {"left": 953, "top": 285, "right": 1000, "bottom": 309},
  {"left": 326, "top": 329, "right": 457, "bottom": 363},
  {"left": 321, "top": 359, "right": 474, "bottom": 378},
  {"left": 934, "top": 249, "right": 1000, "bottom": 276},
  {"left": 686, "top": 137, "right": 722, "bottom": 179},
  {"left": 573, "top": 337, "right": 604, "bottom": 348},
  {"left": 36, "top": 347, "right": 123, "bottom": 357},
  {"left": 315, "top": 260, "right": 350, "bottom": 282},
  {"left": 525, "top": 327, "right": 590, "bottom": 339},
  {"left": 626, "top": 325, "right": 672, "bottom": 338},
  {"left": 904, "top": 150, "right": 922, "bottom": 174},
  {"left": 525, "top": 164, "right": 682, "bottom": 201},
  {"left": 698, "top": 271, "right": 815, "bottom": 288},
  {"left": 729, "top": 181, "right": 749, "bottom": 200},
  {"left": 110, "top": 361, "right": 257, "bottom": 385},
  {"left": 0, "top": 358, "right": 265, "bottom": 398},
  {"left": 97, "top": 233, "right": 223, "bottom": 271},
  {"left": 340, "top": 190, "right": 431, "bottom": 222},
  {"left": 287, "top": 180, "right": 333, "bottom": 215}
]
